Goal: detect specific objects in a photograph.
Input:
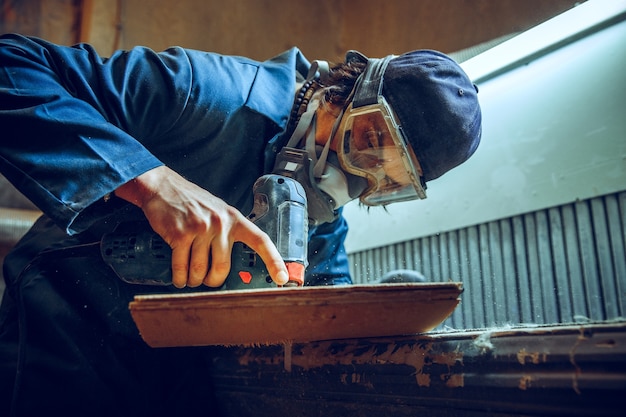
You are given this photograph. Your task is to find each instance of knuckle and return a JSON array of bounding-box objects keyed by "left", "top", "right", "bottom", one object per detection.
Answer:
[
  {"left": 189, "top": 261, "right": 208, "bottom": 276},
  {"left": 211, "top": 208, "right": 230, "bottom": 224},
  {"left": 186, "top": 218, "right": 211, "bottom": 235},
  {"left": 171, "top": 262, "right": 189, "bottom": 274},
  {"left": 212, "top": 260, "right": 230, "bottom": 275},
  {"left": 246, "top": 231, "right": 269, "bottom": 248},
  {"left": 225, "top": 205, "right": 242, "bottom": 218}
]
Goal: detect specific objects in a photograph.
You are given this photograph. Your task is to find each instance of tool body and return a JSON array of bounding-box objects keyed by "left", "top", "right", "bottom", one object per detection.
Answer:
[{"left": 101, "top": 174, "right": 308, "bottom": 289}]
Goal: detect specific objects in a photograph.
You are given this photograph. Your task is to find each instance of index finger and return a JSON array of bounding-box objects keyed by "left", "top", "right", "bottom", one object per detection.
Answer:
[{"left": 235, "top": 220, "right": 289, "bottom": 286}]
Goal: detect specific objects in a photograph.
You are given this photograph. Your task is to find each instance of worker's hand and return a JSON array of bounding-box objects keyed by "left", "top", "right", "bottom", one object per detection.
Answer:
[{"left": 114, "top": 166, "right": 289, "bottom": 288}]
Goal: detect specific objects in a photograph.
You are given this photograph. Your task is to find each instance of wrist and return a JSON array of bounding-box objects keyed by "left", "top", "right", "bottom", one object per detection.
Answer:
[{"left": 114, "top": 166, "right": 165, "bottom": 208}]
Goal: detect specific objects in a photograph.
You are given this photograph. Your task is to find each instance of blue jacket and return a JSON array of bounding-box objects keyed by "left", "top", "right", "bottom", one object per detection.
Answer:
[{"left": 0, "top": 33, "right": 351, "bottom": 286}]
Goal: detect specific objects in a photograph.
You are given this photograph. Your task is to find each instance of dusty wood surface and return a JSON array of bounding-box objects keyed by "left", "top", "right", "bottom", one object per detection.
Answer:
[
  {"left": 129, "top": 283, "right": 462, "bottom": 347},
  {"left": 207, "top": 322, "right": 626, "bottom": 417}
]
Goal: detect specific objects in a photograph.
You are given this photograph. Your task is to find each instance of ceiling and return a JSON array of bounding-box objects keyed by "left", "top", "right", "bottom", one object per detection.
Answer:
[{"left": 0, "top": 0, "right": 585, "bottom": 211}]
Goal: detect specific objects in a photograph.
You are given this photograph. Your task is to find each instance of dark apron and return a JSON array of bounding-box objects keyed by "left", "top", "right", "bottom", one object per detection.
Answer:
[{"left": 0, "top": 216, "right": 220, "bottom": 417}]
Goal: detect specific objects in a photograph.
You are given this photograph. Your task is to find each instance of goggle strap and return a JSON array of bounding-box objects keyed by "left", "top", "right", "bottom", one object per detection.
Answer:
[
  {"left": 305, "top": 119, "right": 318, "bottom": 168},
  {"left": 313, "top": 104, "right": 347, "bottom": 179},
  {"left": 307, "top": 60, "right": 331, "bottom": 85},
  {"left": 286, "top": 98, "right": 319, "bottom": 148},
  {"left": 286, "top": 59, "right": 328, "bottom": 149},
  {"left": 313, "top": 126, "right": 331, "bottom": 179},
  {"left": 352, "top": 55, "right": 394, "bottom": 108}
]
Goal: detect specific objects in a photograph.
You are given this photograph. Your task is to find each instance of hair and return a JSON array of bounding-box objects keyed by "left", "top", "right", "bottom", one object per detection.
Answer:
[{"left": 319, "top": 60, "right": 367, "bottom": 108}]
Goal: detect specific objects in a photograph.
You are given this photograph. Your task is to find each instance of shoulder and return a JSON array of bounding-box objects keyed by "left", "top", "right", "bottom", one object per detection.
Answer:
[{"left": 176, "top": 47, "right": 310, "bottom": 129}]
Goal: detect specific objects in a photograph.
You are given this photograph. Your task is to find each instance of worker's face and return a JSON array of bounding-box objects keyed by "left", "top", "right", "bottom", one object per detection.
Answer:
[
  {"left": 316, "top": 101, "right": 416, "bottom": 185},
  {"left": 319, "top": 99, "right": 426, "bottom": 205},
  {"left": 340, "top": 110, "right": 416, "bottom": 191},
  {"left": 311, "top": 102, "right": 368, "bottom": 208}
]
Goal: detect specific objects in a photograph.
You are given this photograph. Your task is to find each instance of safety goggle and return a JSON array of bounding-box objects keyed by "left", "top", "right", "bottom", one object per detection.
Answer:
[{"left": 337, "top": 96, "right": 427, "bottom": 205}]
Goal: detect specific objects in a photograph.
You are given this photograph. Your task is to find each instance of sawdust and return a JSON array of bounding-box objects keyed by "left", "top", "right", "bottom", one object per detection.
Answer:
[
  {"left": 516, "top": 348, "right": 547, "bottom": 365},
  {"left": 569, "top": 326, "right": 589, "bottom": 395},
  {"left": 236, "top": 339, "right": 466, "bottom": 388},
  {"left": 518, "top": 374, "right": 533, "bottom": 390},
  {"left": 445, "top": 373, "right": 464, "bottom": 388}
]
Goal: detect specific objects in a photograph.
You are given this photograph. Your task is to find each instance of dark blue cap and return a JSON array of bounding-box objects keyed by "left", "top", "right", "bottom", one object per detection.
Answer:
[{"left": 381, "top": 50, "right": 482, "bottom": 182}]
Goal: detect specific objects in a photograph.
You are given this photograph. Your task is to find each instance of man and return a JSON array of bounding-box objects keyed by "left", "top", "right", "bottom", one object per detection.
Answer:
[{"left": 0, "top": 33, "right": 481, "bottom": 416}]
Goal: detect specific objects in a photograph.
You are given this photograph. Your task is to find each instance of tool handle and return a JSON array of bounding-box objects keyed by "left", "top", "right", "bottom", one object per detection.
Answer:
[
  {"left": 101, "top": 175, "right": 308, "bottom": 288},
  {"left": 226, "top": 174, "right": 308, "bottom": 289}
]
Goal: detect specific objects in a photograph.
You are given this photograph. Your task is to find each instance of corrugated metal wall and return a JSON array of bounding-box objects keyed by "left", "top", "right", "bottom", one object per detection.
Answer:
[{"left": 348, "top": 191, "right": 626, "bottom": 330}]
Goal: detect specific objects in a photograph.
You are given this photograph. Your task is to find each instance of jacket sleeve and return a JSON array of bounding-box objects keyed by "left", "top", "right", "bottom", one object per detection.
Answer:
[{"left": 0, "top": 34, "right": 194, "bottom": 234}]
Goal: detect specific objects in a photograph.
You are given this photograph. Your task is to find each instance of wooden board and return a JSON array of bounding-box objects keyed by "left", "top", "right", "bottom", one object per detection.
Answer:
[{"left": 129, "top": 282, "right": 462, "bottom": 347}]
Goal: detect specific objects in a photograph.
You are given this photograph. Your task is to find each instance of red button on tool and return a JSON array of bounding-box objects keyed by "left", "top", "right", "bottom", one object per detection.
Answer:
[
  {"left": 238, "top": 271, "right": 252, "bottom": 284},
  {"left": 285, "top": 262, "right": 305, "bottom": 286}
]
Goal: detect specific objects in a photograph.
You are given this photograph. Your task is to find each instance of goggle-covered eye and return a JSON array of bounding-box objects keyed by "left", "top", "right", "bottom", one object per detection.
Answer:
[{"left": 338, "top": 97, "right": 426, "bottom": 205}]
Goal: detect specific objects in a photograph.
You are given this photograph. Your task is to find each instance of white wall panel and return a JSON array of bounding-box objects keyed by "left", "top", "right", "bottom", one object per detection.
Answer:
[{"left": 344, "top": 0, "right": 626, "bottom": 252}]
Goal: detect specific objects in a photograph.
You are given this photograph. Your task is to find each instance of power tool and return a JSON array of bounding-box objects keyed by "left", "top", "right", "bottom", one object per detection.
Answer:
[{"left": 100, "top": 174, "right": 308, "bottom": 289}]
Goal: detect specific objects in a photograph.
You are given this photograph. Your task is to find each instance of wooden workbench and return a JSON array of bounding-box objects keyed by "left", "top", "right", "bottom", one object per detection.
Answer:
[{"left": 206, "top": 322, "right": 625, "bottom": 416}]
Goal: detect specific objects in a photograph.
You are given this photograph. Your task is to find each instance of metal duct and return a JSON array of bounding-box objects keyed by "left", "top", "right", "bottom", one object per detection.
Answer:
[
  {"left": 0, "top": 207, "right": 40, "bottom": 245},
  {"left": 0, "top": 208, "right": 40, "bottom": 298},
  {"left": 348, "top": 191, "right": 626, "bottom": 330}
]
